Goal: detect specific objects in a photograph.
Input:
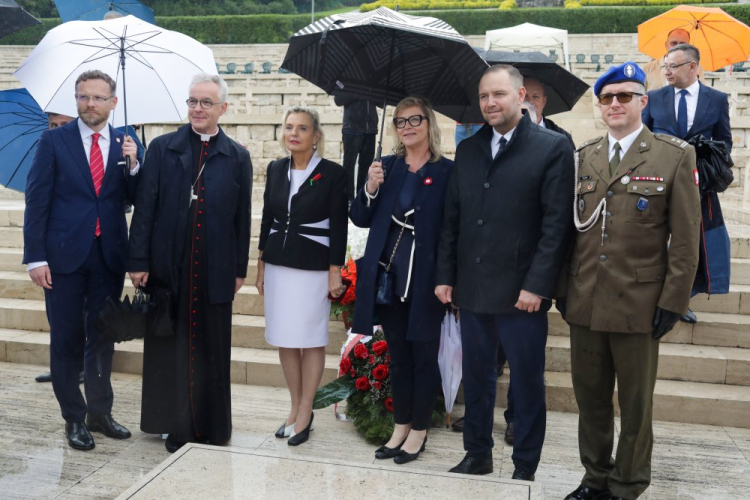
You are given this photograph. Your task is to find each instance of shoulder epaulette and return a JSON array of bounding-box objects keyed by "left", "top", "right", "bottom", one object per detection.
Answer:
[
  {"left": 654, "top": 133, "right": 689, "bottom": 149},
  {"left": 576, "top": 136, "right": 603, "bottom": 152}
]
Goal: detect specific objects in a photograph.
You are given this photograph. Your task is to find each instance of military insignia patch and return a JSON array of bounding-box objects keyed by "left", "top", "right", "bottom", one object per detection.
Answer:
[
  {"left": 637, "top": 196, "right": 648, "bottom": 211},
  {"left": 624, "top": 64, "right": 635, "bottom": 77},
  {"left": 586, "top": 181, "right": 595, "bottom": 191},
  {"left": 693, "top": 169, "right": 699, "bottom": 186}
]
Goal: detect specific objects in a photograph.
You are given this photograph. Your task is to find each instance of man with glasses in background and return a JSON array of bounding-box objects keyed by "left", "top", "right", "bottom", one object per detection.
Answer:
[
  {"left": 560, "top": 62, "right": 700, "bottom": 500},
  {"left": 643, "top": 43, "right": 733, "bottom": 324},
  {"left": 642, "top": 28, "right": 705, "bottom": 91},
  {"left": 127, "top": 73, "right": 252, "bottom": 453},
  {"left": 23, "top": 70, "right": 140, "bottom": 451}
]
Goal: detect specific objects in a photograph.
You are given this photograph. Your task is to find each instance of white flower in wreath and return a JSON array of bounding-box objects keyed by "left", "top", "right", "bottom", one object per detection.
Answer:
[{"left": 346, "top": 223, "right": 369, "bottom": 261}]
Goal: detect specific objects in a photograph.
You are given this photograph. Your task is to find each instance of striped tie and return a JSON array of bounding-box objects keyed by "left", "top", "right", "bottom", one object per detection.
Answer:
[{"left": 90, "top": 132, "right": 104, "bottom": 237}]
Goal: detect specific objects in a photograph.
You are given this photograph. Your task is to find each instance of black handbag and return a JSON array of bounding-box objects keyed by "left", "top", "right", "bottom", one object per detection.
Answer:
[
  {"left": 375, "top": 215, "right": 409, "bottom": 305},
  {"left": 687, "top": 134, "right": 734, "bottom": 194}
]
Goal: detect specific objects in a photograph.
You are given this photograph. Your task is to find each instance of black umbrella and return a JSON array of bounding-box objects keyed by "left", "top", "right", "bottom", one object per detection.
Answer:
[
  {"left": 282, "top": 7, "right": 489, "bottom": 159},
  {"left": 480, "top": 50, "right": 589, "bottom": 119},
  {"left": 96, "top": 286, "right": 173, "bottom": 343},
  {"left": 0, "top": 0, "right": 40, "bottom": 40}
]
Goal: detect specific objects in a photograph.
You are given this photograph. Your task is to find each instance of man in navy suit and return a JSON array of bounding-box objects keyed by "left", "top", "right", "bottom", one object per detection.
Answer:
[
  {"left": 642, "top": 43, "right": 733, "bottom": 324},
  {"left": 23, "top": 70, "right": 139, "bottom": 451}
]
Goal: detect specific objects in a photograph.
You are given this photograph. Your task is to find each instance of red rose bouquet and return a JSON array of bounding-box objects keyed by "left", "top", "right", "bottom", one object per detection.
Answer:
[
  {"left": 314, "top": 329, "right": 444, "bottom": 443},
  {"left": 330, "top": 257, "right": 357, "bottom": 329}
]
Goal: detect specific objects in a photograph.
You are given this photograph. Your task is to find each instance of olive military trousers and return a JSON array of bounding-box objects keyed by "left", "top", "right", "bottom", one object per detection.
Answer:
[{"left": 569, "top": 324, "right": 660, "bottom": 499}]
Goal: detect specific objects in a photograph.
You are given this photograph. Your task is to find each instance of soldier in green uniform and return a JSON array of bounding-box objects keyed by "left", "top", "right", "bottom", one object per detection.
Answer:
[{"left": 560, "top": 62, "right": 701, "bottom": 500}]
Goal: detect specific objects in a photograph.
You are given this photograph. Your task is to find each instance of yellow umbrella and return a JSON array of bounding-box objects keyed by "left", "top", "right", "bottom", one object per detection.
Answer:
[{"left": 638, "top": 5, "right": 750, "bottom": 71}]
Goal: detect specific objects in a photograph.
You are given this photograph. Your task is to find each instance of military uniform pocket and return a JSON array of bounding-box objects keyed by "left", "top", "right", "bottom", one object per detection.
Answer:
[
  {"left": 635, "top": 262, "right": 667, "bottom": 283},
  {"left": 626, "top": 183, "right": 667, "bottom": 222}
]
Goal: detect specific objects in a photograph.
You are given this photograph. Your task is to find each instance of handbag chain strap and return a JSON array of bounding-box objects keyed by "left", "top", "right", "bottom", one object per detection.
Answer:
[{"left": 384, "top": 215, "right": 410, "bottom": 272}]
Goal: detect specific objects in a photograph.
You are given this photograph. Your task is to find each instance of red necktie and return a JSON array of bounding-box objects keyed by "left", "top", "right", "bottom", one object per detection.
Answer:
[{"left": 90, "top": 132, "right": 104, "bottom": 237}]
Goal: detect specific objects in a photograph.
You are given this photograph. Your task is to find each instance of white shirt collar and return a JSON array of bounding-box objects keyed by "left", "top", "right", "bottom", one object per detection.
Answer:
[
  {"left": 78, "top": 118, "right": 110, "bottom": 141},
  {"left": 191, "top": 126, "right": 220, "bottom": 142},
  {"left": 608, "top": 124, "right": 643, "bottom": 157},
  {"left": 675, "top": 79, "right": 700, "bottom": 96},
  {"left": 491, "top": 126, "right": 515, "bottom": 145},
  {"left": 539, "top": 118, "right": 547, "bottom": 129}
]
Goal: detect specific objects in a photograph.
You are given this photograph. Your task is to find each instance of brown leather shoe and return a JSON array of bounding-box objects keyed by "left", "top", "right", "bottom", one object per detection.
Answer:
[{"left": 504, "top": 422, "right": 514, "bottom": 445}]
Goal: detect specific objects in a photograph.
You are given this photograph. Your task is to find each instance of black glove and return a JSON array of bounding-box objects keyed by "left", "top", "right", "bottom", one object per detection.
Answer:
[
  {"left": 652, "top": 307, "right": 681, "bottom": 340},
  {"left": 555, "top": 297, "right": 567, "bottom": 320}
]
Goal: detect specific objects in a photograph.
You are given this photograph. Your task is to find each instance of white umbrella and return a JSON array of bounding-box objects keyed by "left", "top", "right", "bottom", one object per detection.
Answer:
[
  {"left": 13, "top": 15, "right": 217, "bottom": 128},
  {"left": 438, "top": 309, "right": 462, "bottom": 427}
]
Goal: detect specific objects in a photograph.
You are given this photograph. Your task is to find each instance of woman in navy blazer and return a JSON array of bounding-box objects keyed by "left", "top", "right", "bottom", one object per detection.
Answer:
[{"left": 350, "top": 97, "right": 454, "bottom": 465}]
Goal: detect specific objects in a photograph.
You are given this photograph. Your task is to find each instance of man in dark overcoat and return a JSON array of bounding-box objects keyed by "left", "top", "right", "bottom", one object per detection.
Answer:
[
  {"left": 128, "top": 73, "right": 252, "bottom": 453},
  {"left": 435, "top": 65, "right": 574, "bottom": 481},
  {"left": 562, "top": 62, "right": 700, "bottom": 500}
]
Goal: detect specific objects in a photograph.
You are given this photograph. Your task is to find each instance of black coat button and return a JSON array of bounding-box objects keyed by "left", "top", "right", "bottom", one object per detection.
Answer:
[
  {"left": 475, "top": 257, "right": 481, "bottom": 264},
  {"left": 477, "top": 219, "right": 483, "bottom": 226},
  {"left": 416, "top": 206, "right": 421, "bottom": 212},
  {"left": 484, "top": 183, "right": 490, "bottom": 189}
]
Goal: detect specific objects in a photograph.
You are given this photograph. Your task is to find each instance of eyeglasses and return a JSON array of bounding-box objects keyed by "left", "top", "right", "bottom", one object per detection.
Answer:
[
  {"left": 393, "top": 115, "right": 427, "bottom": 129},
  {"left": 661, "top": 61, "right": 693, "bottom": 72},
  {"left": 186, "top": 98, "right": 225, "bottom": 109},
  {"left": 597, "top": 92, "right": 644, "bottom": 105},
  {"left": 75, "top": 94, "right": 114, "bottom": 104}
]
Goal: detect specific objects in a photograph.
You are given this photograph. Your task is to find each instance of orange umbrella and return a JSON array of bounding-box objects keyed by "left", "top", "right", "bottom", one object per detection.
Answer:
[{"left": 638, "top": 5, "right": 750, "bottom": 71}]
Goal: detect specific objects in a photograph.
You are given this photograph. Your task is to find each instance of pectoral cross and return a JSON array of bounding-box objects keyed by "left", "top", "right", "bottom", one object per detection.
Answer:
[{"left": 189, "top": 187, "right": 198, "bottom": 207}]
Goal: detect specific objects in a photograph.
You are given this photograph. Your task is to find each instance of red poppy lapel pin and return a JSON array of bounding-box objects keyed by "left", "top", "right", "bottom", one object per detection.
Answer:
[
  {"left": 310, "top": 173, "right": 322, "bottom": 186},
  {"left": 423, "top": 177, "right": 433, "bottom": 186}
]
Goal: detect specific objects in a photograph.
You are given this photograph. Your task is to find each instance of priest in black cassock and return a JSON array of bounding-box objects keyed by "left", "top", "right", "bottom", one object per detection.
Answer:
[{"left": 127, "top": 73, "right": 252, "bottom": 453}]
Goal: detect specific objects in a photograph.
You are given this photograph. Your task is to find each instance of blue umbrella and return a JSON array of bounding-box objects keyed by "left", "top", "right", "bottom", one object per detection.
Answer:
[
  {"left": 0, "top": 88, "right": 144, "bottom": 192},
  {"left": 54, "top": 0, "right": 155, "bottom": 24},
  {"left": 0, "top": 88, "right": 46, "bottom": 191}
]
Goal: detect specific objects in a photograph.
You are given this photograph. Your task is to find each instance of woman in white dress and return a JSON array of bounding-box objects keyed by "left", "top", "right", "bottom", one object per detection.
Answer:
[{"left": 256, "top": 106, "right": 348, "bottom": 446}]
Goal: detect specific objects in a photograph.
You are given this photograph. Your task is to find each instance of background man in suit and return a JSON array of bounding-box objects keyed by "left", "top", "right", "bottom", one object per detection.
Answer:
[
  {"left": 24, "top": 70, "right": 139, "bottom": 451},
  {"left": 562, "top": 62, "right": 700, "bottom": 500},
  {"left": 333, "top": 95, "right": 378, "bottom": 202},
  {"left": 436, "top": 65, "right": 574, "bottom": 481},
  {"left": 34, "top": 112, "right": 86, "bottom": 385},
  {"left": 523, "top": 77, "right": 575, "bottom": 148},
  {"left": 642, "top": 43, "right": 733, "bottom": 323},
  {"left": 642, "top": 29, "right": 705, "bottom": 91}
]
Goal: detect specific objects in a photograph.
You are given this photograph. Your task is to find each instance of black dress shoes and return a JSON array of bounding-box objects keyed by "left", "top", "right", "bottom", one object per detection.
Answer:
[
  {"left": 393, "top": 436, "right": 427, "bottom": 465},
  {"left": 165, "top": 434, "right": 186, "bottom": 453},
  {"left": 511, "top": 468, "right": 535, "bottom": 481},
  {"left": 564, "top": 485, "right": 612, "bottom": 500},
  {"left": 65, "top": 422, "right": 95, "bottom": 451},
  {"left": 451, "top": 417, "right": 465, "bottom": 432},
  {"left": 288, "top": 412, "right": 314, "bottom": 446},
  {"left": 86, "top": 414, "right": 131, "bottom": 439},
  {"left": 375, "top": 437, "right": 406, "bottom": 459},
  {"left": 448, "top": 454, "right": 493, "bottom": 475},
  {"left": 610, "top": 497, "right": 629, "bottom": 500},
  {"left": 680, "top": 308, "right": 698, "bottom": 324},
  {"left": 36, "top": 371, "right": 85, "bottom": 383},
  {"left": 504, "top": 422, "right": 515, "bottom": 445}
]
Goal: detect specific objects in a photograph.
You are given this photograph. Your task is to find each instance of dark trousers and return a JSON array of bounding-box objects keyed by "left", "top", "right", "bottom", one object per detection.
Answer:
[
  {"left": 570, "top": 324, "right": 660, "bottom": 499},
  {"left": 45, "top": 238, "right": 123, "bottom": 423},
  {"left": 376, "top": 302, "right": 440, "bottom": 430},
  {"left": 497, "top": 345, "right": 514, "bottom": 424},
  {"left": 460, "top": 309, "right": 548, "bottom": 473},
  {"left": 342, "top": 132, "right": 376, "bottom": 201}
]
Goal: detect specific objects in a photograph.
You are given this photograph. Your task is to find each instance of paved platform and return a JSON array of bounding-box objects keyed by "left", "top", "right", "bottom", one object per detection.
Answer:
[{"left": 1, "top": 363, "right": 749, "bottom": 499}]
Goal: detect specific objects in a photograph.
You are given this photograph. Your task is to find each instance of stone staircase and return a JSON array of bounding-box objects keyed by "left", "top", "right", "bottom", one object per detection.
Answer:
[{"left": 0, "top": 193, "right": 749, "bottom": 429}]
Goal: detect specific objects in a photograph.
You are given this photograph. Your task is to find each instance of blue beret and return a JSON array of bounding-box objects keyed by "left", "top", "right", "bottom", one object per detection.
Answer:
[{"left": 593, "top": 61, "right": 646, "bottom": 96}]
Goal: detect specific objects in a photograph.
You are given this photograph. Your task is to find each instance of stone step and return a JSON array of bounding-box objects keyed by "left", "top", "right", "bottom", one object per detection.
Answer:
[
  {"left": 0, "top": 297, "right": 348, "bottom": 356},
  {"left": 2, "top": 329, "right": 749, "bottom": 428},
  {"left": 547, "top": 309, "right": 750, "bottom": 349},
  {"left": 1, "top": 294, "right": 748, "bottom": 383}
]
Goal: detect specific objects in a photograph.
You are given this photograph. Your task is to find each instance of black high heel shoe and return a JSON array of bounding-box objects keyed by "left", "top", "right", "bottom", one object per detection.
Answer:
[
  {"left": 393, "top": 436, "right": 427, "bottom": 465},
  {"left": 288, "top": 412, "right": 314, "bottom": 446},
  {"left": 375, "top": 437, "right": 407, "bottom": 459},
  {"left": 275, "top": 421, "right": 295, "bottom": 439}
]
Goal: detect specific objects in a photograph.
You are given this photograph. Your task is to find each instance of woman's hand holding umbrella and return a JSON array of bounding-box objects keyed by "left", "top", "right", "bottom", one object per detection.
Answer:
[{"left": 366, "top": 161, "right": 384, "bottom": 196}]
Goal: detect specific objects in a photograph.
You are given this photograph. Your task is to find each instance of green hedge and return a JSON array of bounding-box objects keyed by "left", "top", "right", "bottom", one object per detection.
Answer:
[{"left": 2, "top": 5, "right": 750, "bottom": 44}]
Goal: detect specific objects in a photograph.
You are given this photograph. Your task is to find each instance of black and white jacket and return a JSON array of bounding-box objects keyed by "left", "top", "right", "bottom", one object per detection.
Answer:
[{"left": 259, "top": 157, "right": 348, "bottom": 270}]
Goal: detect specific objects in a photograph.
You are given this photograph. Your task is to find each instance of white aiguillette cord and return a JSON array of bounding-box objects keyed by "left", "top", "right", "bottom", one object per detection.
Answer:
[{"left": 573, "top": 151, "right": 607, "bottom": 246}]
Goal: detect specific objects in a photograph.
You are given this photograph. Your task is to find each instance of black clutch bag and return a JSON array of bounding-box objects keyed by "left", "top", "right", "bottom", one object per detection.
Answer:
[{"left": 375, "top": 268, "right": 396, "bottom": 305}]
